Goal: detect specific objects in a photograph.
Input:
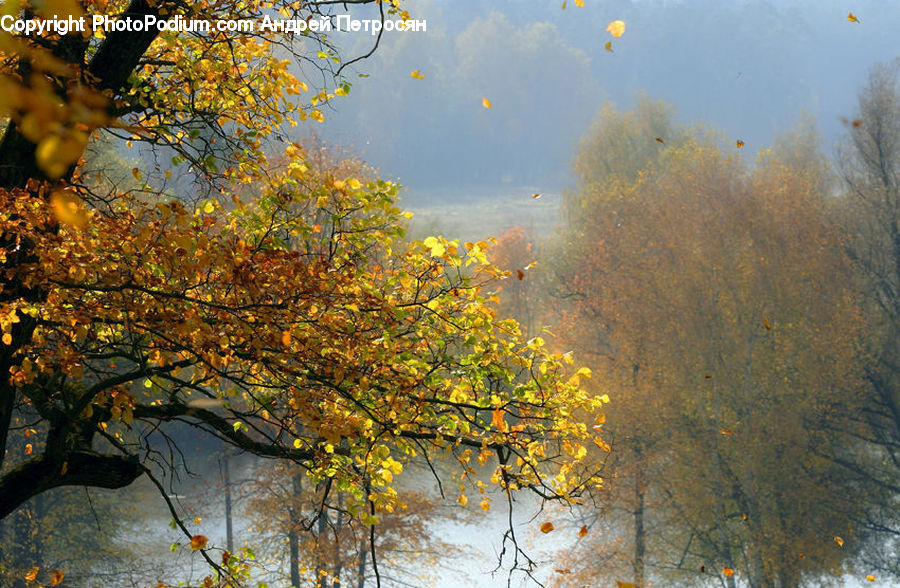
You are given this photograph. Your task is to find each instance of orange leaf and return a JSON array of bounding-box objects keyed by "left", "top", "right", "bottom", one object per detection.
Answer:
[
  {"left": 532, "top": 193, "right": 542, "bottom": 199},
  {"left": 655, "top": 137, "right": 665, "bottom": 144},
  {"left": 49, "top": 570, "right": 64, "bottom": 586},
  {"left": 866, "top": 575, "right": 876, "bottom": 582},
  {"left": 719, "top": 429, "right": 733, "bottom": 436},
  {"left": 847, "top": 12, "right": 860, "bottom": 23},
  {"left": 482, "top": 97, "right": 492, "bottom": 109},
  {"left": 736, "top": 140, "right": 745, "bottom": 149},
  {"left": 540, "top": 522, "right": 555, "bottom": 533},
  {"left": 281, "top": 331, "right": 292, "bottom": 346},
  {"left": 190, "top": 535, "right": 208, "bottom": 550},
  {"left": 491, "top": 408, "right": 506, "bottom": 430},
  {"left": 25, "top": 443, "right": 32, "bottom": 455},
  {"left": 516, "top": 269, "right": 525, "bottom": 280},
  {"left": 578, "top": 524, "right": 588, "bottom": 537},
  {"left": 834, "top": 536, "right": 844, "bottom": 547},
  {"left": 723, "top": 567, "right": 734, "bottom": 578},
  {"left": 25, "top": 566, "right": 39, "bottom": 581},
  {"left": 616, "top": 582, "right": 636, "bottom": 588}
]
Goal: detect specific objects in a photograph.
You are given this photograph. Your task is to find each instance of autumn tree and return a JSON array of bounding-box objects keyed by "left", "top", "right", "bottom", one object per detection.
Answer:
[
  {"left": 549, "top": 102, "right": 867, "bottom": 587},
  {"left": 835, "top": 58, "right": 900, "bottom": 581},
  {"left": 0, "top": 0, "right": 607, "bottom": 583}
]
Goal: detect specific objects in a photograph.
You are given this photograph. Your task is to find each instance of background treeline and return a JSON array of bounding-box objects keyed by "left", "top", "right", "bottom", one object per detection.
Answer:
[{"left": 486, "top": 60, "right": 900, "bottom": 587}]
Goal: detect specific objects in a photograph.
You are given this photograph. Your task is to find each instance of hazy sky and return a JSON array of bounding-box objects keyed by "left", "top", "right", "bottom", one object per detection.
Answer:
[{"left": 311, "top": 0, "right": 899, "bottom": 195}]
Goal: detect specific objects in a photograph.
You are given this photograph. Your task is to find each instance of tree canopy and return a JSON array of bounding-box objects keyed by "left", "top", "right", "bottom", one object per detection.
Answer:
[{"left": 0, "top": 1, "right": 606, "bottom": 584}]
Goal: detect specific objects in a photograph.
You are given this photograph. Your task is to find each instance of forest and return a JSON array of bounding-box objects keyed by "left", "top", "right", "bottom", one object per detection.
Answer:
[{"left": 1, "top": 0, "right": 899, "bottom": 587}]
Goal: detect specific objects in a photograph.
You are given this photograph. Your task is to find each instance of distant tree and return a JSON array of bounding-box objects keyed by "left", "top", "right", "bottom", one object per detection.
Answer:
[
  {"left": 835, "top": 58, "right": 900, "bottom": 582},
  {"left": 550, "top": 103, "right": 867, "bottom": 588}
]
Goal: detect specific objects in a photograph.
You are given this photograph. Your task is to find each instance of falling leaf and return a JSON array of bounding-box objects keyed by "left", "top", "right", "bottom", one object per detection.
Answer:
[
  {"left": 604, "top": 41, "right": 613, "bottom": 52},
  {"left": 616, "top": 582, "right": 637, "bottom": 588},
  {"left": 561, "top": 1, "right": 566, "bottom": 8},
  {"left": 763, "top": 318, "right": 771, "bottom": 330},
  {"left": 25, "top": 443, "right": 32, "bottom": 455},
  {"left": 410, "top": 69, "right": 425, "bottom": 79},
  {"left": 847, "top": 12, "right": 860, "bottom": 23},
  {"left": 190, "top": 535, "right": 208, "bottom": 550},
  {"left": 852, "top": 119, "right": 862, "bottom": 128},
  {"left": 49, "top": 570, "right": 65, "bottom": 586},
  {"left": 741, "top": 513, "right": 748, "bottom": 520},
  {"left": 25, "top": 567, "right": 39, "bottom": 581},
  {"left": 132, "top": 167, "right": 142, "bottom": 180},
  {"left": 540, "top": 521, "right": 555, "bottom": 533},
  {"left": 655, "top": 137, "right": 665, "bottom": 144},
  {"left": 281, "top": 331, "right": 292, "bottom": 346},
  {"left": 736, "top": 140, "right": 745, "bottom": 149},
  {"left": 866, "top": 575, "right": 876, "bottom": 582},
  {"left": 606, "top": 20, "right": 625, "bottom": 38},
  {"left": 704, "top": 374, "right": 713, "bottom": 379},
  {"left": 480, "top": 498, "right": 490, "bottom": 512},
  {"left": 194, "top": 517, "right": 202, "bottom": 524},
  {"left": 532, "top": 193, "right": 542, "bottom": 199},
  {"left": 700, "top": 566, "right": 706, "bottom": 573},
  {"left": 458, "top": 493, "right": 468, "bottom": 506},
  {"left": 834, "top": 536, "right": 844, "bottom": 547},
  {"left": 575, "top": 0, "right": 584, "bottom": 6},
  {"left": 516, "top": 269, "right": 525, "bottom": 280},
  {"left": 482, "top": 97, "right": 492, "bottom": 109},
  {"left": 719, "top": 429, "right": 733, "bottom": 436},
  {"left": 723, "top": 567, "right": 735, "bottom": 578},
  {"left": 556, "top": 568, "right": 571, "bottom": 574},
  {"left": 578, "top": 524, "right": 588, "bottom": 537},
  {"left": 799, "top": 553, "right": 805, "bottom": 558},
  {"left": 1, "top": 333, "right": 11, "bottom": 346},
  {"left": 50, "top": 189, "right": 88, "bottom": 229}
]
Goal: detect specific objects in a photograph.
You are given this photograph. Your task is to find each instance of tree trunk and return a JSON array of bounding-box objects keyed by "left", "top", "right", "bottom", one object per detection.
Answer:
[
  {"left": 356, "top": 546, "right": 367, "bottom": 588},
  {"left": 633, "top": 467, "right": 646, "bottom": 588},
  {"left": 222, "top": 456, "right": 234, "bottom": 554},
  {"left": 290, "top": 473, "right": 303, "bottom": 587}
]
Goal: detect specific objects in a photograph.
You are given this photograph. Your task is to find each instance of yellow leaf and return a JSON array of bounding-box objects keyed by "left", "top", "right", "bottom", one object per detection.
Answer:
[
  {"left": 203, "top": 201, "right": 215, "bottom": 214},
  {"left": 194, "top": 517, "right": 202, "bottom": 524},
  {"left": 25, "top": 443, "right": 32, "bottom": 455},
  {"left": 599, "top": 394, "right": 610, "bottom": 403},
  {"left": 616, "top": 582, "right": 636, "bottom": 588},
  {"left": 132, "top": 167, "right": 142, "bottom": 180},
  {"left": 36, "top": 133, "right": 86, "bottom": 179},
  {"left": 190, "top": 535, "right": 208, "bottom": 550},
  {"left": 604, "top": 41, "right": 613, "bottom": 52},
  {"left": 561, "top": 1, "right": 566, "bottom": 8},
  {"left": 482, "top": 97, "right": 492, "bottom": 109},
  {"left": 480, "top": 498, "right": 490, "bottom": 512},
  {"left": 49, "top": 569, "right": 65, "bottom": 586},
  {"left": 606, "top": 20, "right": 625, "bottom": 38},
  {"left": 410, "top": 69, "right": 425, "bottom": 79},
  {"left": 723, "top": 567, "right": 734, "bottom": 577},
  {"left": 866, "top": 575, "right": 876, "bottom": 582},
  {"left": 2, "top": 333, "right": 11, "bottom": 346},
  {"left": 763, "top": 317, "right": 771, "bottom": 330},
  {"left": 834, "top": 536, "right": 844, "bottom": 547},
  {"left": 423, "top": 236, "right": 445, "bottom": 257},
  {"left": 575, "top": 0, "right": 584, "bottom": 6},
  {"left": 576, "top": 367, "right": 592, "bottom": 379},
  {"left": 458, "top": 494, "right": 468, "bottom": 506},
  {"left": 347, "top": 178, "right": 362, "bottom": 190},
  {"left": 848, "top": 12, "right": 860, "bottom": 23},
  {"left": 540, "top": 522, "right": 555, "bottom": 533}
]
